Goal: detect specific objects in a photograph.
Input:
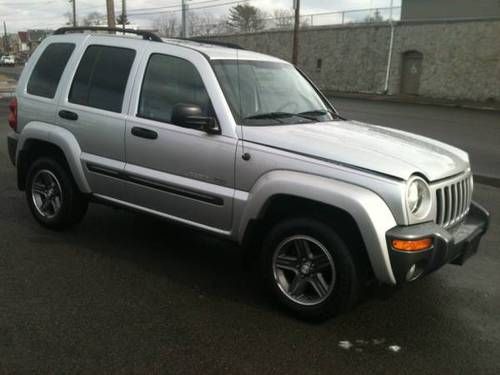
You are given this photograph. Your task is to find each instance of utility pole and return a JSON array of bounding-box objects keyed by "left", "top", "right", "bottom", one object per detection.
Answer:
[
  {"left": 292, "top": 0, "right": 300, "bottom": 65},
  {"left": 71, "top": 0, "right": 77, "bottom": 27},
  {"left": 383, "top": 0, "right": 395, "bottom": 94},
  {"left": 181, "top": 0, "right": 187, "bottom": 38},
  {"left": 121, "top": 0, "right": 127, "bottom": 33},
  {"left": 106, "top": 0, "right": 116, "bottom": 28},
  {"left": 3, "top": 21, "right": 9, "bottom": 54}
]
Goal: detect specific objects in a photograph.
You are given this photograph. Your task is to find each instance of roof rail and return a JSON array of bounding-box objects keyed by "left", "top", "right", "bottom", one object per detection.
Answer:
[
  {"left": 186, "top": 38, "right": 245, "bottom": 50},
  {"left": 53, "top": 27, "right": 163, "bottom": 42}
]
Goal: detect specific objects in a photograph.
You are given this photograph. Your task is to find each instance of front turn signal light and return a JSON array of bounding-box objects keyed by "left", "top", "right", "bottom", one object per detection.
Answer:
[{"left": 392, "top": 238, "right": 433, "bottom": 252}]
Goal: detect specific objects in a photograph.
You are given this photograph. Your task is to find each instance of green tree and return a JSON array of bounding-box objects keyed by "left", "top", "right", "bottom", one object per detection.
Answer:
[{"left": 227, "top": 4, "right": 266, "bottom": 33}]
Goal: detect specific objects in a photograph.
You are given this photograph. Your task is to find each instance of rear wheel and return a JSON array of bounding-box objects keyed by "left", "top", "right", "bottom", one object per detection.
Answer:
[
  {"left": 26, "top": 157, "right": 88, "bottom": 230},
  {"left": 261, "top": 217, "right": 362, "bottom": 321}
]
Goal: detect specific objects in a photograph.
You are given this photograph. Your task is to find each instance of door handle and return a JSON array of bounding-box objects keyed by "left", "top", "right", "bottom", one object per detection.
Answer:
[
  {"left": 131, "top": 127, "right": 158, "bottom": 140},
  {"left": 58, "top": 110, "right": 78, "bottom": 121}
]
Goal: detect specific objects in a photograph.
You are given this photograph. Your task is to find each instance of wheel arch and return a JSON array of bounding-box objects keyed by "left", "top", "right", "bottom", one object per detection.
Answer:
[
  {"left": 16, "top": 122, "right": 91, "bottom": 193},
  {"left": 237, "top": 171, "right": 398, "bottom": 284}
]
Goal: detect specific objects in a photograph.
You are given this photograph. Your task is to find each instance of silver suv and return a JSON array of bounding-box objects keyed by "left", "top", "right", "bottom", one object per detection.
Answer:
[{"left": 6, "top": 27, "right": 489, "bottom": 320}]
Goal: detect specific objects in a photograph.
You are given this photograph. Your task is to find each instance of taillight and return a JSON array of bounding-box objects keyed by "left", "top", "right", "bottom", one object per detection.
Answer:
[{"left": 8, "top": 97, "right": 17, "bottom": 131}]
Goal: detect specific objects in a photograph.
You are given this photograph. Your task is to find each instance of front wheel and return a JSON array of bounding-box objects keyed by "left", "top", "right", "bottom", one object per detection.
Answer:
[
  {"left": 25, "top": 157, "right": 88, "bottom": 230},
  {"left": 260, "top": 217, "right": 362, "bottom": 321}
]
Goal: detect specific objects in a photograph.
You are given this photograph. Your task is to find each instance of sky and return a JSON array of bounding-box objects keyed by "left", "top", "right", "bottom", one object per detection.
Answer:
[{"left": 0, "top": 0, "right": 401, "bottom": 33}]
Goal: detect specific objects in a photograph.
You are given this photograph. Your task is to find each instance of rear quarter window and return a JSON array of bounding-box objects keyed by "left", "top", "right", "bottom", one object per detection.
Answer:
[{"left": 27, "top": 43, "right": 75, "bottom": 98}]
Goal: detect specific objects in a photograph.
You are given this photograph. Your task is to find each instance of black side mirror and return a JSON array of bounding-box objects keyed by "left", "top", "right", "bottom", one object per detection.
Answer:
[{"left": 171, "top": 103, "right": 220, "bottom": 134}]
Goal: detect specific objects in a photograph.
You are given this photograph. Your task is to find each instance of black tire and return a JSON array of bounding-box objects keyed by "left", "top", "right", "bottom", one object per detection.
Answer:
[
  {"left": 25, "top": 157, "right": 88, "bottom": 230},
  {"left": 260, "top": 217, "right": 362, "bottom": 321}
]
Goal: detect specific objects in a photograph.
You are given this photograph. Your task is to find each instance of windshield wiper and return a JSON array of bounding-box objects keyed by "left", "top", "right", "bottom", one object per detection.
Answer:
[
  {"left": 298, "top": 109, "right": 343, "bottom": 120},
  {"left": 244, "top": 112, "right": 316, "bottom": 123}
]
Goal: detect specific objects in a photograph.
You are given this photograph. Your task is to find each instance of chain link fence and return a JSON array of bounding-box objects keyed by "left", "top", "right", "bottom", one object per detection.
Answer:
[
  {"left": 263, "top": 7, "right": 401, "bottom": 30},
  {"left": 187, "top": 6, "right": 401, "bottom": 37}
]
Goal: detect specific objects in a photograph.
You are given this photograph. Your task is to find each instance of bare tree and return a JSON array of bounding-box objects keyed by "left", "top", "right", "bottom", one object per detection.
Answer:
[
  {"left": 117, "top": 13, "right": 130, "bottom": 26},
  {"left": 210, "top": 16, "right": 231, "bottom": 35},
  {"left": 364, "top": 9, "right": 385, "bottom": 23},
  {"left": 273, "top": 9, "right": 294, "bottom": 29},
  {"left": 64, "top": 11, "right": 74, "bottom": 26},
  {"left": 82, "top": 11, "right": 105, "bottom": 26},
  {"left": 188, "top": 12, "right": 228, "bottom": 37},
  {"left": 154, "top": 13, "right": 180, "bottom": 37},
  {"left": 227, "top": 4, "right": 266, "bottom": 33}
]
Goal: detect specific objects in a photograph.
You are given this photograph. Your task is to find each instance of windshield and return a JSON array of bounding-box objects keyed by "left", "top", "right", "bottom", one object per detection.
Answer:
[{"left": 211, "top": 60, "right": 337, "bottom": 126}]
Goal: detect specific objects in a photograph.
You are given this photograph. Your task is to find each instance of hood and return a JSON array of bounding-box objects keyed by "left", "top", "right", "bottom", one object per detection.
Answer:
[{"left": 242, "top": 120, "right": 469, "bottom": 181}]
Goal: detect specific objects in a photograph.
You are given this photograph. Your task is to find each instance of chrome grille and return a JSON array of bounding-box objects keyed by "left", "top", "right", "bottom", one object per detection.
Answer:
[{"left": 435, "top": 174, "right": 472, "bottom": 228}]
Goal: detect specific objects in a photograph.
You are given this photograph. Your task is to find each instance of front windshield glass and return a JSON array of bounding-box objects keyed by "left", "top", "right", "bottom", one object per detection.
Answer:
[{"left": 211, "top": 60, "right": 337, "bottom": 126}]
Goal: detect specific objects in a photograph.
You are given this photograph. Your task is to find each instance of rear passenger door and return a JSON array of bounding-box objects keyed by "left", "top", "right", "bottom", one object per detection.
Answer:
[{"left": 56, "top": 38, "right": 139, "bottom": 200}]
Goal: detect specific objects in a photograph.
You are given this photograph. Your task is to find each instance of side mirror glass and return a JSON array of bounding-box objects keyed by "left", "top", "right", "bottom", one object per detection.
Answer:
[{"left": 171, "top": 103, "right": 220, "bottom": 134}]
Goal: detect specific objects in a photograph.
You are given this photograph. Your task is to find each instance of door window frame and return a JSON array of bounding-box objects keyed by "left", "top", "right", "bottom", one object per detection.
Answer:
[
  {"left": 136, "top": 52, "right": 217, "bottom": 129},
  {"left": 59, "top": 36, "right": 144, "bottom": 118},
  {"left": 129, "top": 44, "right": 238, "bottom": 138},
  {"left": 68, "top": 44, "right": 136, "bottom": 114}
]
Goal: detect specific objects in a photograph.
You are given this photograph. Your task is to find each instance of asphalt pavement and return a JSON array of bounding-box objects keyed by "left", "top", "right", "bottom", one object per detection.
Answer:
[{"left": 0, "top": 99, "right": 499, "bottom": 374}]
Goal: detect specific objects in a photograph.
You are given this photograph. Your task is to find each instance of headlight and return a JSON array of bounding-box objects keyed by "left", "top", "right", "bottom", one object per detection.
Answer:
[{"left": 406, "top": 176, "right": 431, "bottom": 219}]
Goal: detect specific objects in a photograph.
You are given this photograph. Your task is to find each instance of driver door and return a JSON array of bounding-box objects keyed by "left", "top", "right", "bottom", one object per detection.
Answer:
[{"left": 124, "top": 49, "right": 237, "bottom": 232}]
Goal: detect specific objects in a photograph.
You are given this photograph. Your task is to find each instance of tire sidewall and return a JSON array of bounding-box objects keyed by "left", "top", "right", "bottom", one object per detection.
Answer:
[
  {"left": 261, "top": 217, "right": 360, "bottom": 320},
  {"left": 26, "top": 158, "right": 78, "bottom": 229}
]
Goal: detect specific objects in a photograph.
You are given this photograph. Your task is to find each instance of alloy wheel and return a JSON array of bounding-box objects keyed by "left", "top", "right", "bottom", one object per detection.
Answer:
[
  {"left": 31, "top": 169, "right": 63, "bottom": 219},
  {"left": 272, "top": 235, "right": 336, "bottom": 306}
]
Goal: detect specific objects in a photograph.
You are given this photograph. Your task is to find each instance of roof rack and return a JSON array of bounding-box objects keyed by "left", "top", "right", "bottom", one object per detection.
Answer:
[
  {"left": 184, "top": 37, "right": 244, "bottom": 50},
  {"left": 53, "top": 27, "right": 163, "bottom": 42}
]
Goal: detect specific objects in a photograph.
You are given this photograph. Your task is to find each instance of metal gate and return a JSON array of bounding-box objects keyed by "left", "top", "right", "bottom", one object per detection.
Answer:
[{"left": 401, "top": 51, "right": 423, "bottom": 95}]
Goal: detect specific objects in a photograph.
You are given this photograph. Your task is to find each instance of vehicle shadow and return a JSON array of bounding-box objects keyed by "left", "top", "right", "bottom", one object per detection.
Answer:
[
  {"left": 60, "top": 203, "right": 274, "bottom": 309},
  {"left": 57, "top": 201, "right": 418, "bottom": 321}
]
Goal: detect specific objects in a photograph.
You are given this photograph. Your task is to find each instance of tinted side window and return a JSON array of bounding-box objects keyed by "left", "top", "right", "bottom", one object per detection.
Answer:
[
  {"left": 27, "top": 43, "right": 75, "bottom": 98},
  {"left": 69, "top": 45, "right": 135, "bottom": 113},
  {"left": 138, "top": 54, "right": 211, "bottom": 125}
]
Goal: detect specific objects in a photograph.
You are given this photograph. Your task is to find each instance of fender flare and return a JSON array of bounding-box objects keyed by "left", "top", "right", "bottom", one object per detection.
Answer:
[
  {"left": 235, "top": 170, "right": 397, "bottom": 284},
  {"left": 17, "top": 122, "right": 91, "bottom": 193}
]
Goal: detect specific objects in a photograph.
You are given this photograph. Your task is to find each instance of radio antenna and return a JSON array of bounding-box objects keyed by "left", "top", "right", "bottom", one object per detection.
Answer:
[{"left": 236, "top": 48, "right": 250, "bottom": 161}]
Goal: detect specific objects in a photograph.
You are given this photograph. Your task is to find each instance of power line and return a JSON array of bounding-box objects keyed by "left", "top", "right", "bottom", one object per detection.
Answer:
[
  {"left": 0, "top": 0, "right": 58, "bottom": 4},
  {"left": 127, "top": 0, "right": 235, "bottom": 13},
  {"left": 3, "top": 0, "right": 249, "bottom": 31},
  {"left": 128, "top": 0, "right": 249, "bottom": 16}
]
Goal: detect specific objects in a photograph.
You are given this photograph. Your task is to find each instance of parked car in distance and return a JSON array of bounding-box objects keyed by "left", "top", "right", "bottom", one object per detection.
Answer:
[
  {"left": 5, "top": 27, "right": 490, "bottom": 321},
  {"left": 0, "top": 55, "right": 16, "bottom": 66}
]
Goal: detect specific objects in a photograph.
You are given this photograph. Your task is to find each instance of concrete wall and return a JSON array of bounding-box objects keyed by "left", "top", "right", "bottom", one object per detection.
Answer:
[
  {"left": 208, "top": 19, "right": 500, "bottom": 103},
  {"left": 402, "top": 0, "right": 500, "bottom": 20}
]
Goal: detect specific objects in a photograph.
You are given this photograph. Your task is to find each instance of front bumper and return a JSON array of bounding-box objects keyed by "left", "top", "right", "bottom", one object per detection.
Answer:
[
  {"left": 386, "top": 202, "right": 490, "bottom": 283},
  {"left": 7, "top": 132, "right": 17, "bottom": 166}
]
